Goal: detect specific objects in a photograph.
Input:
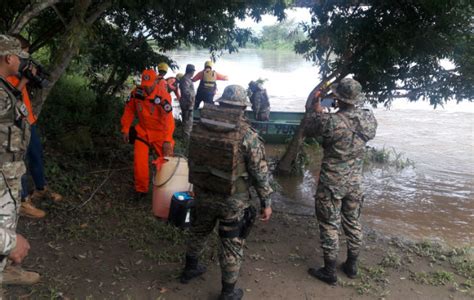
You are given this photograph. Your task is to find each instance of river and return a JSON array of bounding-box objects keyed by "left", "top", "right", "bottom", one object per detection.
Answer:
[{"left": 169, "top": 49, "right": 473, "bottom": 247}]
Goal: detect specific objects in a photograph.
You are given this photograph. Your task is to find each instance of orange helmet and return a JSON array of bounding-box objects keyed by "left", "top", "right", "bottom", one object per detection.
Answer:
[{"left": 141, "top": 69, "right": 157, "bottom": 87}]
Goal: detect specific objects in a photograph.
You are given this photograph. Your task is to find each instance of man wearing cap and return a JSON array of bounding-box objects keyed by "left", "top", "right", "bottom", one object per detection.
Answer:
[
  {"left": 181, "top": 85, "right": 273, "bottom": 300},
  {"left": 304, "top": 78, "right": 377, "bottom": 285},
  {"left": 0, "top": 34, "right": 36, "bottom": 293},
  {"left": 121, "top": 68, "right": 175, "bottom": 197},
  {"left": 177, "top": 64, "right": 196, "bottom": 146},
  {"left": 7, "top": 34, "right": 63, "bottom": 221},
  {"left": 192, "top": 60, "right": 228, "bottom": 109}
]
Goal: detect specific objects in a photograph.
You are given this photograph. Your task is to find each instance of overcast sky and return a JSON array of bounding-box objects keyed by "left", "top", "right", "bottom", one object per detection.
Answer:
[{"left": 236, "top": 7, "right": 311, "bottom": 34}]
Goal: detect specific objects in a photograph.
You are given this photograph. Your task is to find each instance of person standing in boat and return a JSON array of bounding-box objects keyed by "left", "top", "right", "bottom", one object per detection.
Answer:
[
  {"left": 248, "top": 80, "right": 270, "bottom": 121},
  {"left": 177, "top": 64, "right": 196, "bottom": 148},
  {"left": 304, "top": 78, "right": 377, "bottom": 285},
  {"left": 192, "top": 60, "right": 228, "bottom": 109}
]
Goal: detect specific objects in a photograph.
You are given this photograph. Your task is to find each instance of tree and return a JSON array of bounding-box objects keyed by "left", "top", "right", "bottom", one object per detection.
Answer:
[
  {"left": 257, "top": 18, "right": 305, "bottom": 50},
  {"left": 277, "top": 0, "right": 474, "bottom": 173},
  {"left": 2, "top": 0, "right": 289, "bottom": 113}
]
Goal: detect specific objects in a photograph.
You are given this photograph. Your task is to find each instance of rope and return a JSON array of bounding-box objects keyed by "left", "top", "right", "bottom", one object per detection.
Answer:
[{"left": 153, "top": 156, "right": 183, "bottom": 188}]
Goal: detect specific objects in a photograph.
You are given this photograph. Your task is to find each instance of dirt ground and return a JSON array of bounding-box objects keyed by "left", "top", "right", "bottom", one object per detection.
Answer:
[{"left": 4, "top": 147, "right": 473, "bottom": 300}]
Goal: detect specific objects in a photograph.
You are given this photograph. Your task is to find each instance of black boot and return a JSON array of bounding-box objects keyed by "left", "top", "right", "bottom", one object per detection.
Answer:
[
  {"left": 219, "top": 282, "right": 243, "bottom": 300},
  {"left": 180, "top": 255, "right": 207, "bottom": 284},
  {"left": 342, "top": 252, "right": 358, "bottom": 278},
  {"left": 308, "top": 258, "right": 338, "bottom": 285}
]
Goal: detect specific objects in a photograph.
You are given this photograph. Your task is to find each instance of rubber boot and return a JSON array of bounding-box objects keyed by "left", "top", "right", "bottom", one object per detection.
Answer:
[
  {"left": 342, "top": 252, "right": 358, "bottom": 278},
  {"left": 180, "top": 255, "right": 207, "bottom": 284},
  {"left": 20, "top": 198, "right": 46, "bottom": 219},
  {"left": 2, "top": 265, "right": 40, "bottom": 285},
  {"left": 308, "top": 258, "right": 338, "bottom": 285},
  {"left": 219, "top": 282, "right": 243, "bottom": 300}
]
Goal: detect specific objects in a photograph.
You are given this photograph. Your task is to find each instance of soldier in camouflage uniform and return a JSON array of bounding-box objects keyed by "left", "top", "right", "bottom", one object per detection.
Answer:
[
  {"left": 0, "top": 35, "right": 35, "bottom": 293},
  {"left": 181, "top": 85, "right": 273, "bottom": 300},
  {"left": 304, "top": 78, "right": 377, "bottom": 285},
  {"left": 178, "top": 64, "right": 196, "bottom": 145},
  {"left": 248, "top": 81, "right": 270, "bottom": 121}
]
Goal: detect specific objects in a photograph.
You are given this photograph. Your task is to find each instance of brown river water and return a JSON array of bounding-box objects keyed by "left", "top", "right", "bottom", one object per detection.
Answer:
[{"left": 169, "top": 49, "right": 474, "bottom": 247}]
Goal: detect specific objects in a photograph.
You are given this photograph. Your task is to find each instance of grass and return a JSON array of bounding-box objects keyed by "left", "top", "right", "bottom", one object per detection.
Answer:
[
  {"left": 340, "top": 264, "right": 390, "bottom": 297},
  {"left": 379, "top": 250, "right": 402, "bottom": 269},
  {"left": 410, "top": 270, "right": 455, "bottom": 286},
  {"left": 364, "top": 146, "right": 415, "bottom": 169}
]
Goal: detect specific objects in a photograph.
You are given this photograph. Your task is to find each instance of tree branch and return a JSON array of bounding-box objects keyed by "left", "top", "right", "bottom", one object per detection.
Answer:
[
  {"left": 52, "top": 4, "right": 68, "bottom": 26},
  {"left": 8, "top": 0, "right": 61, "bottom": 34},
  {"left": 85, "top": 0, "right": 112, "bottom": 25}
]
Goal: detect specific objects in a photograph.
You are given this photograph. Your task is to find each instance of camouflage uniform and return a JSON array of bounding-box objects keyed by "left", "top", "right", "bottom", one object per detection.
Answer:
[
  {"left": 305, "top": 79, "right": 377, "bottom": 261},
  {"left": 0, "top": 35, "right": 30, "bottom": 284},
  {"left": 178, "top": 73, "right": 195, "bottom": 139},
  {"left": 248, "top": 81, "right": 270, "bottom": 121},
  {"left": 185, "top": 86, "right": 273, "bottom": 286}
]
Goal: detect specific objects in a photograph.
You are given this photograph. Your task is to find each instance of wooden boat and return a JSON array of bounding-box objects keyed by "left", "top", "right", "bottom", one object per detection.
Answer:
[{"left": 193, "top": 110, "right": 304, "bottom": 144}]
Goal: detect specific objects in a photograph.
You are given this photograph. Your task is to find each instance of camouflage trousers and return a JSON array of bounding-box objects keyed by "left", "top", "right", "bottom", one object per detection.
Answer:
[
  {"left": 315, "top": 182, "right": 363, "bottom": 260},
  {"left": 180, "top": 108, "right": 193, "bottom": 140},
  {"left": 0, "top": 161, "right": 24, "bottom": 285},
  {"left": 186, "top": 189, "right": 249, "bottom": 284}
]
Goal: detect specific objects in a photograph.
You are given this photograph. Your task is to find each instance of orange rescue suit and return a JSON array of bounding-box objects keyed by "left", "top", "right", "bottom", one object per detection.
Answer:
[{"left": 121, "top": 78, "right": 175, "bottom": 193}]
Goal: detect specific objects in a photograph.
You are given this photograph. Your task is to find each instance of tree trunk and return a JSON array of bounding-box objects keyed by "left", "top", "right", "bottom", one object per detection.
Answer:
[
  {"left": 31, "top": 0, "right": 112, "bottom": 116},
  {"left": 8, "top": 0, "right": 61, "bottom": 34},
  {"left": 109, "top": 69, "right": 130, "bottom": 97},
  {"left": 276, "top": 87, "right": 320, "bottom": 174},
  {"left": 98, "top": 64, "right": 118, "bottom": 96},
  {"left": 277, "top": 73, "right": 342, "bottom": 174},
  {"left": 34, "top": 0, "right": 92, "bottom": 116}
]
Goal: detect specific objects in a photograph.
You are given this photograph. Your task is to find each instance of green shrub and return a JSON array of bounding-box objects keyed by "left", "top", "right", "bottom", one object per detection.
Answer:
[
  {"left": 37, "top": 74, "right": 125, "bottom": 153},
  {"left": 38, "top": 74, "right": 97, "bottom": 137}
]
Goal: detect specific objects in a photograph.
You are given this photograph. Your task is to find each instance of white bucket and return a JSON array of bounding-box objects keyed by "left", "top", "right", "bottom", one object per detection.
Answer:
[{"left": 152, "top": 156, "right": 192, "bottom": 219}]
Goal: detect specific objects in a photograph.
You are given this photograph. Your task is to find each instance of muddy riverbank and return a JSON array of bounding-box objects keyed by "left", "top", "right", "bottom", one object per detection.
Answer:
[{"left": 5, "top": 148, "right": 473, "bottom": 299}]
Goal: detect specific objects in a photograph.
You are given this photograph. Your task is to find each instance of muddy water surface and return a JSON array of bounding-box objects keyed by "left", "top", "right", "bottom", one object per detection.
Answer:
[{"left": 170, "top": 49, "right": 473, "bottom": 247}]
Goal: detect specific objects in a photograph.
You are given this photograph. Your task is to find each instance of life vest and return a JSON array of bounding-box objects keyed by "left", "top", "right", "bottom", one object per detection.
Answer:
[
  {"left": 189, "top": 104, "right": 249, "bottom": 195},
  {"left": 198, "top": 69, "right": 217, "bottom": 93},
  {"left": 166, "top": 77, "right": 178, "bottom": 94}
]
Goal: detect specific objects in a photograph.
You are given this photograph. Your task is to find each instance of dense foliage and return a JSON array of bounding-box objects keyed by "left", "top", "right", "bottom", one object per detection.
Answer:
[
  {"left": 1, "top": 0, "right": 289, "bottom": 105},
  {"left": 296, "top": 0, "right": 474, "bottom": 106}
]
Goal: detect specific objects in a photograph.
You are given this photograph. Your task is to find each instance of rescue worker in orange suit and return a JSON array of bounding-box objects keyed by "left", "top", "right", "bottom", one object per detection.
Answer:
[
  {"left": 192, "top": 60, "right": 228, "bottom": 109},
  {"left": 121, "top": 67, "right": 175, "bottom": 197}
]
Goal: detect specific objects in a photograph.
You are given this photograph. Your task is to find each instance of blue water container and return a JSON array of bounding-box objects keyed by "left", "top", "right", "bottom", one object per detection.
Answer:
[{"left": 168, "top": 192, "right": 194, "bottom": 228}]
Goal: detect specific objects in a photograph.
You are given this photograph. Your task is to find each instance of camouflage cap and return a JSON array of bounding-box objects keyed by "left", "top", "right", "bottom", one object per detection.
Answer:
[
  {"left": 330, "top": 78, "right": 365, "bottom": 105},
  {"left": 0, "top": 35, "right": 29, "bottom": 58},
  {"left": 215, "top": 85, "right": 251, "bottom": 107}
]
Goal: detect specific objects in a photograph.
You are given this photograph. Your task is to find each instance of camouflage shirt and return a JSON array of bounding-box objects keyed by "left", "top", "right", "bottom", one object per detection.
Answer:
[
  {"left": 178, "top": 74, "right": 195, "bottom": 110},
  {"left": 305, "top": 106, "right": 377, "bottom": 199},
  {"left": 249, "top": 88, "right": 270, "bottom": 114},
  {"left": 0, "top": 76, "right": 30, "bottom": 255},
  {"left": 242, "top": 126, "right": 273, "bottom": 208}
]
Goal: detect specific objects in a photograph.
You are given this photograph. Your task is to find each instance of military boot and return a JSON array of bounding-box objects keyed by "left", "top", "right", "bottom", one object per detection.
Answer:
[
  {"left": 342, "top": 251, "right": 358, "bottom": 278},
  {"left": 31, "top": 187, "right": 63, "bottom": 203},
  {"left": 219, "top": 282, "right": 243, "bottom": 300},
  {"left": 180, "top": 255, "right": 207, "bottom": 284},
  {"left": 308, "top": 258, "right": 338, "bottom": 285},
  {"left": 20, "top": 198, "right": 46, "bottom": 219},
  {"left": 2, "top": 265, "right": 40, "bottom": 285}
]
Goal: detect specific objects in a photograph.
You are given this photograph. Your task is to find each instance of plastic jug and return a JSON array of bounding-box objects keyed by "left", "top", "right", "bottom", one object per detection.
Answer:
[{"left": 152, "top": 156, "right": 192, "bottom": 219}]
